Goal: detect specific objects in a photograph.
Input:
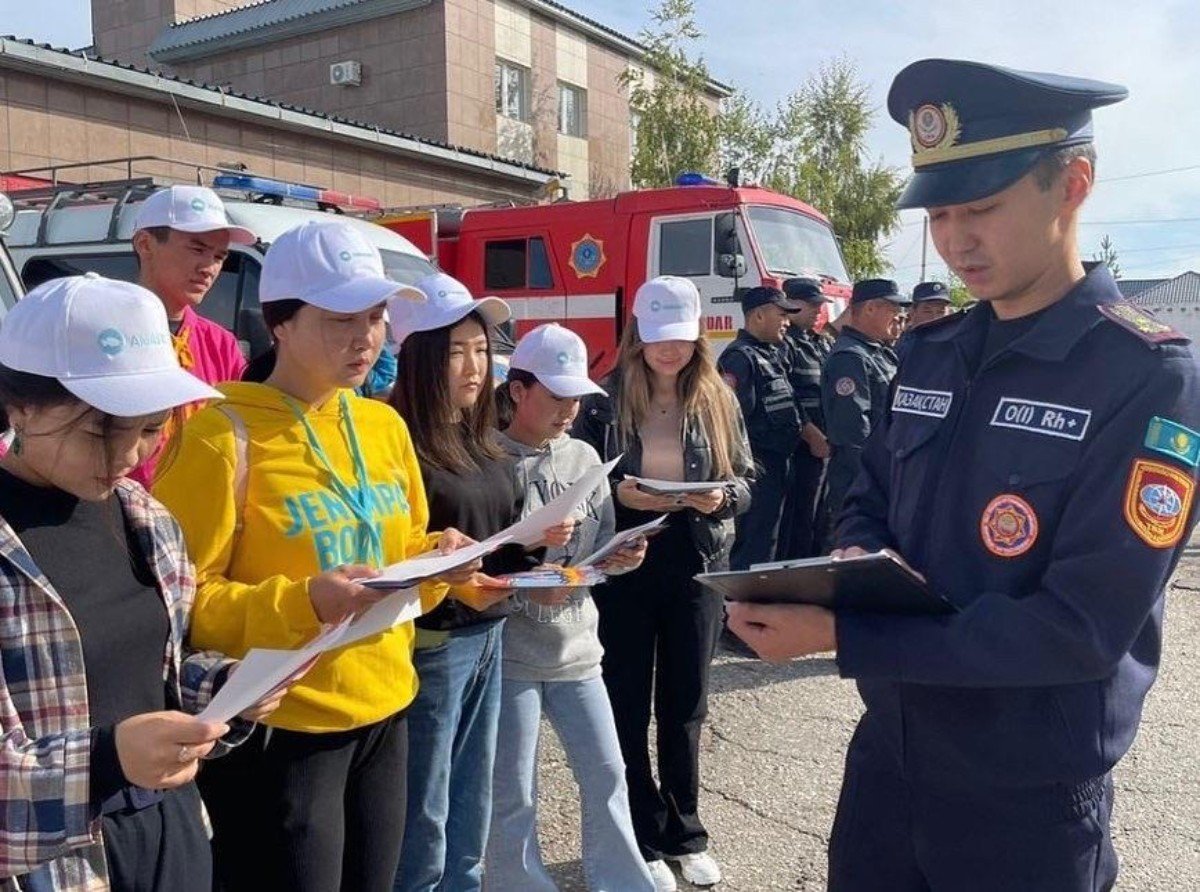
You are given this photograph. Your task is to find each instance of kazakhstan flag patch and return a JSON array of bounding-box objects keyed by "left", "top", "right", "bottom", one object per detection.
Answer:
[{"left": 1144, "top": 416, "right": 1200, "bottom": 469}]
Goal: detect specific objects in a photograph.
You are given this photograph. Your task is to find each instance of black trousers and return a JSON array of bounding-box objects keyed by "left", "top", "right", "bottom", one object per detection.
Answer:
[
  {"left": 829, "top": 719, "right": 1118, "bottom": 892},
  {"left": 199, "top": 710, "right": 409, "bottom": 892},
  {"left": 593, "top": 519, "right": 724, "bottom": 861},
  {"left": 100, "top": 782, "right": 210, "bottom": 892},
  {"left": 779, "top": 444, "right": 827, "bottom": 560},
  {"left": 730, "top": 449, "right": 792, "bottom": 570}
]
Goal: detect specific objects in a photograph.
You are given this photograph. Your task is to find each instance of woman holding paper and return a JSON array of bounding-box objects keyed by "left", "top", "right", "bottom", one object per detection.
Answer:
[
  {"left": 154, "top": 222, "right": 478, "bottom": 892},
  {"left": 573, "top": 276, "right": 753, "bottom": 891},
  {"left": 486, "top": 323, "right": 655, "bottom": 891},
  {"left": 387, "top": 275, "right": 572, "bottom": 892},
  {"left": 0, "top": 276, "right": 274, "bottom": 891}
]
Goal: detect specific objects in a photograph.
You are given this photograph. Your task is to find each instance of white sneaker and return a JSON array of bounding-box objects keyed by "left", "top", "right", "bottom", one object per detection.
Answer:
[
  {"left": 672, "top": 852, "right": 722, "bottom": 886},
  {"left": 646, "top": 859, "right": 678, "bottom": 892}
]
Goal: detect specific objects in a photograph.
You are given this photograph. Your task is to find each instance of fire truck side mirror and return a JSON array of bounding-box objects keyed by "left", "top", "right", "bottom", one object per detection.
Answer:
[{"left": 717, "top": 253, "right": 746, "bottom": 279}]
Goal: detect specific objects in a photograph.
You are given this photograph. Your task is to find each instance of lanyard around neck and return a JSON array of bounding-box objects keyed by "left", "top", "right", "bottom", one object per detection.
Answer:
[{"left": 286, "top": 392, "right": 383, "bottom": 566}]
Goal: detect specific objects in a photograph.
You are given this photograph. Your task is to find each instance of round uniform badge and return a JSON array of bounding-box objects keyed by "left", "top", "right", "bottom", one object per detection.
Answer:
[
  {"left": 980, "top": 493, "right": 1039, "bottom": 558},
  {"left": 721, "top": 372, "right": 739, "bottom": 390},
  {"left": 913, "top": 104, "right": 948, "bottom": 148},
  {"left": 835, "top": 377, "right": 857, "bottom": 397}
]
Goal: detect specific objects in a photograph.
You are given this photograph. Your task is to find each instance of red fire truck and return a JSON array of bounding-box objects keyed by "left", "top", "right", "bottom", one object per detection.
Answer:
[{"left": 377, "top": 174, "right": 851, "bottom": 376}]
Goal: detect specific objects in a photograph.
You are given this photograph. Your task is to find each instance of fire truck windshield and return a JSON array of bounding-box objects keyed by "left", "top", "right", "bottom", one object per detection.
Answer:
[
  {"left": 746, "top": 206, "right": 849, "bottom": 284},
  {"left": 0, "top": 245, "right": 19, "bottom": 319},
  {"left": 379, "top": 249, "right": 438, "bottom": 285}
]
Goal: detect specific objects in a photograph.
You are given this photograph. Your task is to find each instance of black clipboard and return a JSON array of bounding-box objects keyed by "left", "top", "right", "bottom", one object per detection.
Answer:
[{"left": 695, "top": 552, "right": 956, "bottom": 615}]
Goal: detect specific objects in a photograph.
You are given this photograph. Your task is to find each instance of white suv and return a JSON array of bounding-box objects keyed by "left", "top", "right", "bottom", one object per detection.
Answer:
[{"left": 6, "top": 183, "right": 436, "bottom": 358}]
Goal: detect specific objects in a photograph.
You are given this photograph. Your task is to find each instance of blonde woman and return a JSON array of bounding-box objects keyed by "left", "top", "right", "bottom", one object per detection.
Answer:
[{"left": 573, "top": 276, "right": 753, "bottom": 892}]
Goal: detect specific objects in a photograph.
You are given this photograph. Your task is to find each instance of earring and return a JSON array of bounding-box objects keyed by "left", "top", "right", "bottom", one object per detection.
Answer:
[{"left": 9, "top": 429, "right": 21, "bottom": 456}]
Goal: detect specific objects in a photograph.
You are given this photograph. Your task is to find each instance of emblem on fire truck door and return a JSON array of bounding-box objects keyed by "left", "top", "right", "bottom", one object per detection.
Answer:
[{"left": 569, "top": 234, "right": 607, "bottom": 279}]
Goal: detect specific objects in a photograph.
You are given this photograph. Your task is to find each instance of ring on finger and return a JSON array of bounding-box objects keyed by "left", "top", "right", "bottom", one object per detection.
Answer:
[{"left": 177, "top": 744, "right": 193, "bottom": 763}]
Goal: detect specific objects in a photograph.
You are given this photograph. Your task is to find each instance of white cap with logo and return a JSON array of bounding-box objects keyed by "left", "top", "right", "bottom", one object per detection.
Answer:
[
  {"left": 509, "top": 323, "right": 606, "bottom": 398},
  {"left": 0, "top": 274, "right": 223, "bottom": 417},
  {"left": 387, "top": 272, "right": 511, "bottom": 349},
  {"left": 632, "top": 276, "right": 702, "bottom": 343},
  {"left": 260, "top": 220, "right": 424, "bottom": 313},
  {"left": 134, "top": 186, "right": 257, "bottom": 245}
]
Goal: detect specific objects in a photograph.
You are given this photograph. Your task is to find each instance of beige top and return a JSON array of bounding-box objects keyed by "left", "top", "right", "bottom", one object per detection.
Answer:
[{"left": 639, "top": 403, "right": 686, "bottom": 481}]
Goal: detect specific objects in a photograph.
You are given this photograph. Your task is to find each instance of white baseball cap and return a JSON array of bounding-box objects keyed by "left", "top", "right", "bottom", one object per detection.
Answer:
[
  {"left": 509, "top": 324, "right": 606, "bottom": 399},
  {"left": 0, "top": 274, "right": 223, "bottom": 417},
  {"left": 134, "top": 186, "right": 256, "bottom": 245},
  {"left": 260, "top": 220, "right": 424, "bottom": 313},
  {"left": 388, "top": 272, "right": 511, "bottom": 349},
  {"left": 632, "top": 276, "right": 702, "bottom": 343}
]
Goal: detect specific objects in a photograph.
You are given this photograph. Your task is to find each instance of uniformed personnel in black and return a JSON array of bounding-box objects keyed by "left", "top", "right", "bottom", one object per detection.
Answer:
[
  {"left": 777, "top": 277, "right": 834, "bottom": 558},
  {"left": 820, "top": 278, "right": 907, "bottom": 536},
  {"left": 895, "top": 280, "right": 954, "bottom": 364},
  {"left": 726, "top": 58, "right": 1200, "bottom": 892},
  {"left": 718, "top": 285, "right": 802, "bottom": 569}
]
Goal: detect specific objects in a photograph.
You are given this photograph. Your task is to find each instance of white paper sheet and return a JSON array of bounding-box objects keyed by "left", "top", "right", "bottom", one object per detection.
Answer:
[
  {"left": 624, "top": 476, "right": 726, "bottom": 495},
  {"left": 576, "top": 515, "right": 668, "bottom": 568},
  {"left": 356, "top": 537, "right": 509, "bottom": 590},
  {"left": 489, "top": 457, "right": 620, "bottom": 547}
]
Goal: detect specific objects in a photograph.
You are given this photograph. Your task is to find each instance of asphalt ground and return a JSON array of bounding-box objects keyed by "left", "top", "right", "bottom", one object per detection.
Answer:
[{"left": 531, "top": 547, "right": 1200, "bottom": 891}]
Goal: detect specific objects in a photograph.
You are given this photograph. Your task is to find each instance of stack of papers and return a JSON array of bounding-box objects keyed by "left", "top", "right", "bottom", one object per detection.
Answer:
[
  {"left": 576, "top": 515, "right": 668, "bottom": 568},
  {"left": 625, "top": 476, "right": 725, "bottom": 495}
]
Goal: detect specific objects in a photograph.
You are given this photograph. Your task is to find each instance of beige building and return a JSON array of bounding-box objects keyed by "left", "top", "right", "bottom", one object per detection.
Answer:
[
  {"left": 88, "top": 0, "right": 729, "bottom": 200},
  {"left": 0, "top": 35, "right": 553, "bottom": 208}
]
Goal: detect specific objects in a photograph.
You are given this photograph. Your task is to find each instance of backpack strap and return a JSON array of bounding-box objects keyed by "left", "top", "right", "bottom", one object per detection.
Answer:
[{"left": 213, "top": 404, "right": 248, "bottom": 533}]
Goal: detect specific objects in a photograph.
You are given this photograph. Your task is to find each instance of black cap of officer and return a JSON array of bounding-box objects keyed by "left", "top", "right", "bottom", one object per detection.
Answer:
[
  {"left": 851, "top": 279, "right": 911, "bottom": 306},
  {"left": 912, "top": 281, "right": 951, "bottom": 303},
  {"left": 888, "top": 59, "right": 1128, "bottom": 209},
  {"left": 741, "top": 286, "right": 803, "bottom": 313},
  {"left": 782, "top": 277, "right": 831, "bottom": 306}
]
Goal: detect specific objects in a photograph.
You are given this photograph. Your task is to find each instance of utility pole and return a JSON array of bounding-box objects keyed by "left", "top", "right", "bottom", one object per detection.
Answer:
[{"left": 920, "top": 215, "right": 929, "bottom": 282}]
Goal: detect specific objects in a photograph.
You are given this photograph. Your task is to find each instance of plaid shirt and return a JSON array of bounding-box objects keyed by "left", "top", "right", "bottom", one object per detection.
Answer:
[{"left": 0, "top": 480, "right": 238, "bottom": 891}]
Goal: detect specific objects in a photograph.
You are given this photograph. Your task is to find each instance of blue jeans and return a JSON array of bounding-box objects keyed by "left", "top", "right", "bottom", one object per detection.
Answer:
[
  {"left": 486, "top": 675, "right": 654, "bottom": 892},
  {"left": 395, "top": 621, "right": 505, "bottom": 892}
]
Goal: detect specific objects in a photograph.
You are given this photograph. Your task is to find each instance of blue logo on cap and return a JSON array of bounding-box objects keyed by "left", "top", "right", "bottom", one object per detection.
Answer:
[
  {"left": 189, "top": 198, "right": 207, "bottom": 212},
  {"left": 339, "top": 250, "right": 353, "bottom": 262},
  {"left": 650, "top": 300, "right": 661, "bottom": 312},
  {"left": 97, "top": 329, "right": 125, "bottom": 356},
  {"left": 556, "top": 351, "right": 571, "bottom": 366}
]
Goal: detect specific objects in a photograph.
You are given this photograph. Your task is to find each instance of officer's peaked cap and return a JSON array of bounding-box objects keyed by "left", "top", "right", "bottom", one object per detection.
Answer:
[{"left": 888, "top": 59, "right": 1127, "bottom": 209}]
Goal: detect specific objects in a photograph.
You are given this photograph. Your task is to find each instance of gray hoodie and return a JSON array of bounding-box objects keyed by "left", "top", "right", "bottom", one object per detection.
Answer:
[{"left": 497, "top": 430, "right": 616, "bottom": 683}]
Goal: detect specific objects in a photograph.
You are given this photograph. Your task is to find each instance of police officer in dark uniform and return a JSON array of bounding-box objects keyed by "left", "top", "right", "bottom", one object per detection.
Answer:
[
  {"left": 777, "top": 277, "right": 834, "bottom": 558},
  {"left": 727, "top": 59, "right": 1200, "bottom": 892},
  {"left": 820, "top": 279, "right": 908, "bottom": 533},
  {"left": 895, "top": 280, "right": 954, "bottom": 364},
  {"left": 718, "top": 285, "right": 803, "bottom": 569}
]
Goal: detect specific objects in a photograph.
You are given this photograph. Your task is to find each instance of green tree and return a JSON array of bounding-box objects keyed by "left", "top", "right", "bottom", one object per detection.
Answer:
[
  {"left": 1093, "top": 234, "right": 1121, "bottom": 279},
  {"left": 619, "top": 0, "right": 720, "bottom": 188},
  {"left": 761, "top": 58, "right": 904, "bottom": 280}
]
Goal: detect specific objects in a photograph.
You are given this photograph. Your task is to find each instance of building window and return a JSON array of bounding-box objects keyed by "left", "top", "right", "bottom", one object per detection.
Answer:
[
  {"left": 558, "top": 82, "right": 587, "bottom": 138},
  {"left": 495, "top": 59, "right": 531, "bottom": 122},
  {"left": 485, "top": 237, "right": 553, "bottom": 290},
  {"left": 659, "top": 218, "right": 714, "bottom": 277}
]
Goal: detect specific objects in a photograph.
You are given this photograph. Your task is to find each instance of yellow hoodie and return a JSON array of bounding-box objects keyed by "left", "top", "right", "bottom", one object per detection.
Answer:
[{"left": 154, "top": 382, "right": 446, "bottom": 733}]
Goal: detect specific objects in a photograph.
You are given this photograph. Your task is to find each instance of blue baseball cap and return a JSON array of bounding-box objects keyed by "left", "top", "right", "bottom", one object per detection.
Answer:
[
  {"left": 912, "top": 281, "right": 951, "bottom": 303},
  {"left": 888, "top": 59, "right": 1127, "bottom": 209},
  {"left": 782, "top": 277, "right": 830, "bottom": 306},
  {"left": 851, "top": 279, "right": 910, "bottom": 306}
]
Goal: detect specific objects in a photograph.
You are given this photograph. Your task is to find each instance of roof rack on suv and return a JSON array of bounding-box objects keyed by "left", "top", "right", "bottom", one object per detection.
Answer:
[{"left": 3, "top": 155, "right": 383, "bottom": 247}]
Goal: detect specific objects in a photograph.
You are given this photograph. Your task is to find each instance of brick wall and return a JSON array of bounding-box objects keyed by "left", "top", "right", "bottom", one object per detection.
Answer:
[
  {"left": 169, "top": 2, "right": 452, "bottom": 144},
  {"left": 0, "top": 66, "right": 541, "bottom": 208},
  {"left": 93, "top": 0, "right": 243, "bottom": 67}
]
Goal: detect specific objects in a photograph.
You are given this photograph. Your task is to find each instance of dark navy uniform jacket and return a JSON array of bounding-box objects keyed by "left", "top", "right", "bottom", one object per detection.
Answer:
[
  {"left": 719, "top": 330, "right": 801, "bottom": 456},
  {"left": 835, "top": 267, "right": 1200, "bottom": 790},
  {"left": 781, "top": 328, "right": 832, "bottom": 431},
  {"left": 822, "top": 327, "right": 898, "bottom": 511}
]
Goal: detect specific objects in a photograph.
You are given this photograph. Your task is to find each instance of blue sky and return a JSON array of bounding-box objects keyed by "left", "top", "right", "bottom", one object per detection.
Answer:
[{"left": 7, "top": 0, "right": 1199, "bottom": 286}]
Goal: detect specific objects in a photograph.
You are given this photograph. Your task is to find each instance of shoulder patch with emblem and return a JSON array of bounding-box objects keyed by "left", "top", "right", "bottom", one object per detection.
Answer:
[
  {"left": 1145, "top": 417, "right": 1200, "bottom": 469},
  {"left": 721, "top": 372, "right": 739, "bottom": 389},
  {"left": 835, "top": 377, "right": 857, "bottom": 397},
  {"left": 1098, "top": 301, "right": 1188, "bottom": 345},
  {"left": 1124, "top": 459, "right": 1196, "bottom": 548}
]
